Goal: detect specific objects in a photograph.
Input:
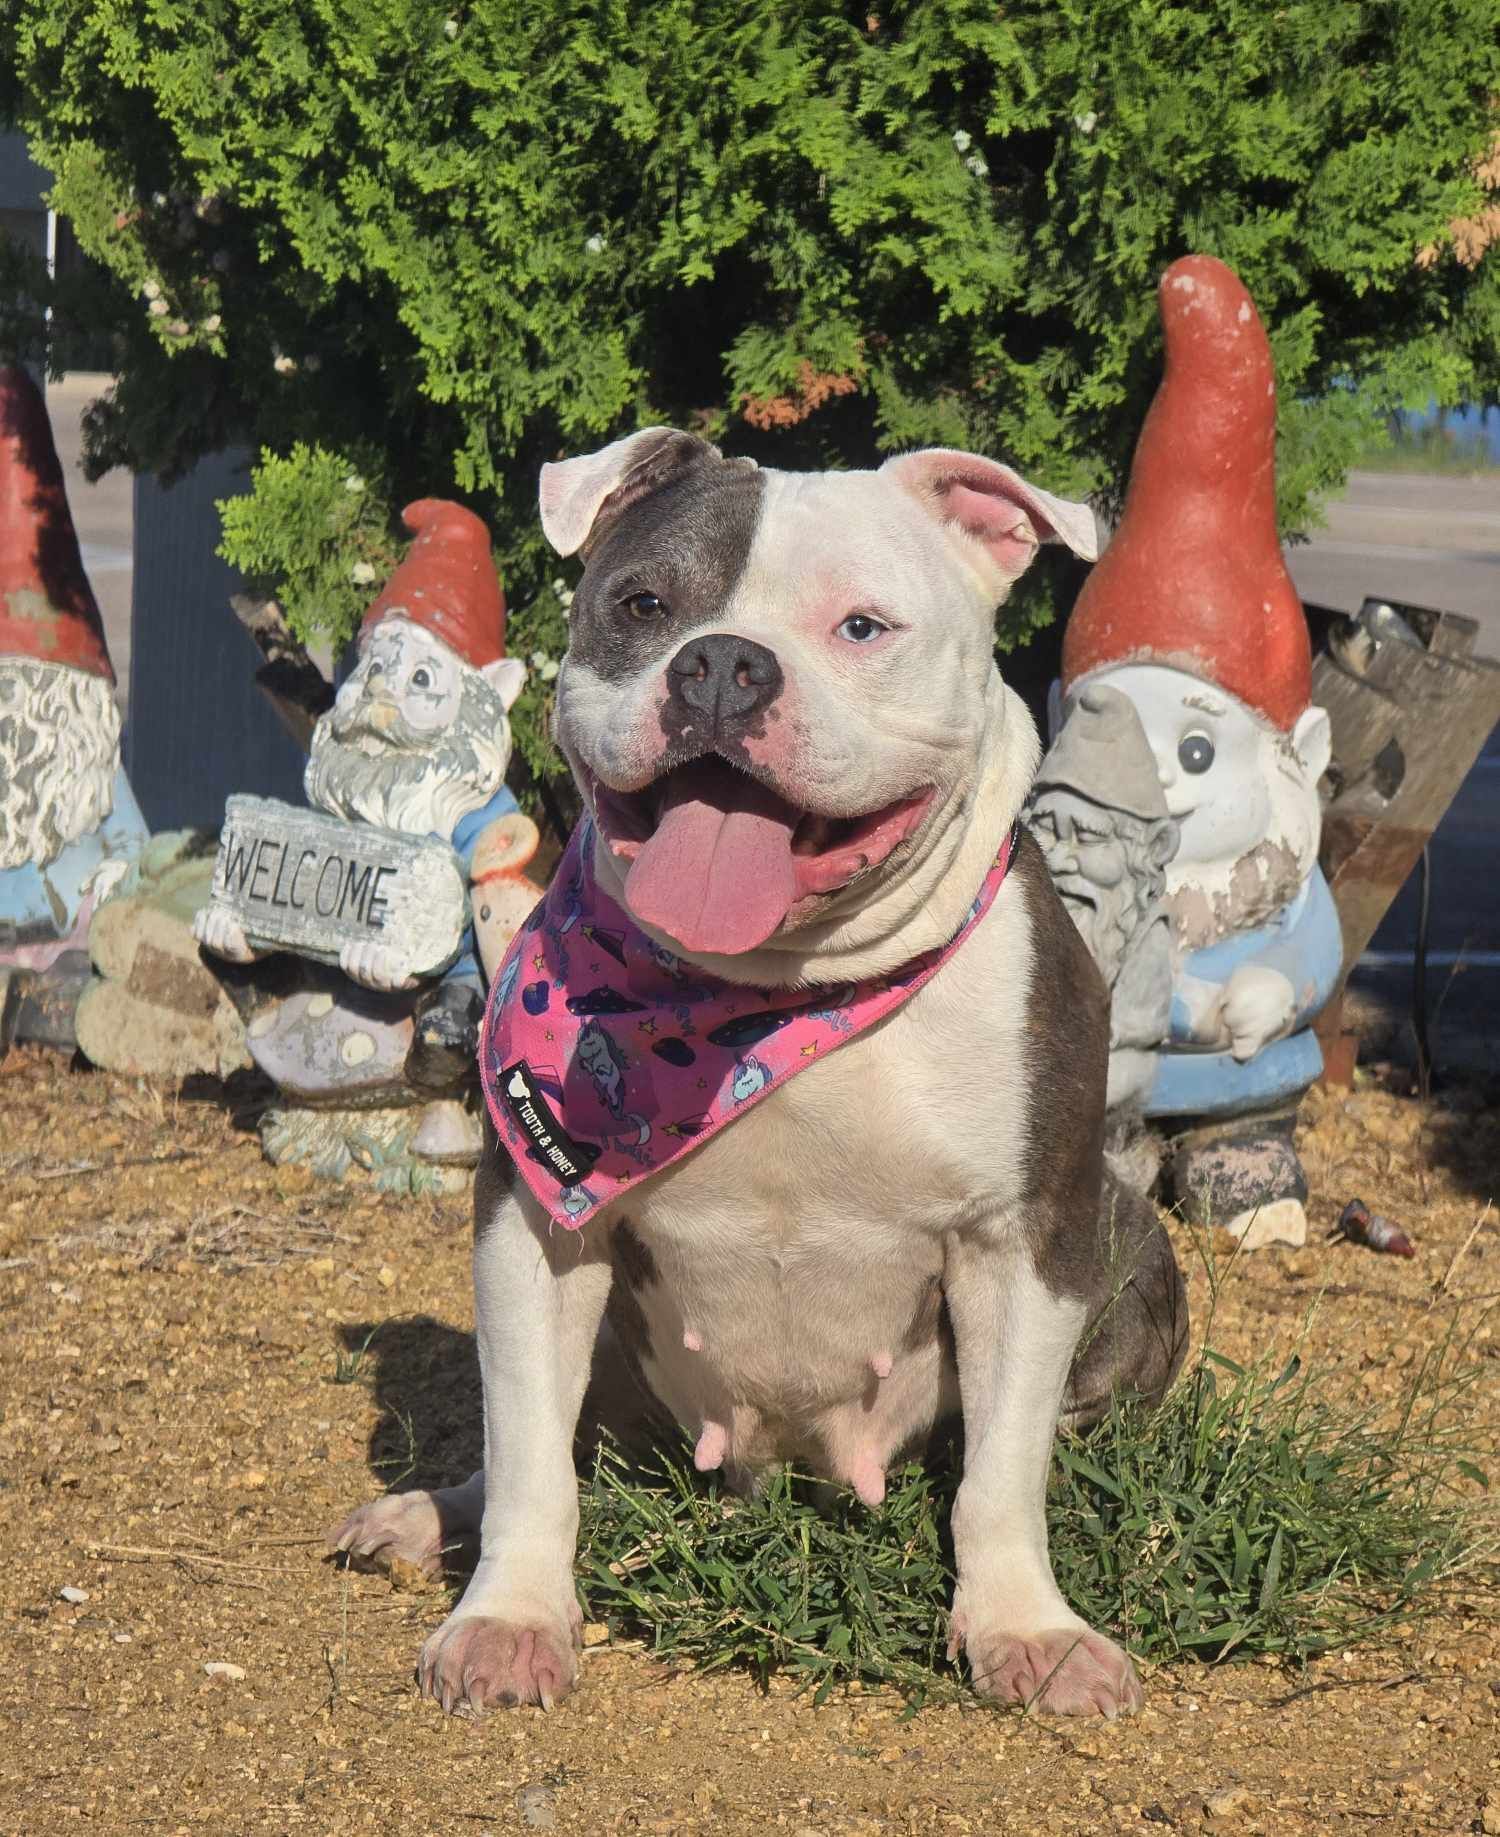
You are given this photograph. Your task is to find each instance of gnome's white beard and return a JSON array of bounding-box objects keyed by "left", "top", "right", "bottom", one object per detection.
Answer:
[
  {"left": 0, "top": 660, "right": 120, "bottom": 871},
  {"left": 304, "top": 677, "right": 511, "bottom": 840},
  {"left": 1165, "top": 766, "right": 1322, "bottom": 953}
]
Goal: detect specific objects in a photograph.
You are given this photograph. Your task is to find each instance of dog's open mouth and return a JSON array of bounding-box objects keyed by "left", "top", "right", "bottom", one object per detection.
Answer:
[{"left": 588, "top": 756, "right": 933, "bottom": 956}]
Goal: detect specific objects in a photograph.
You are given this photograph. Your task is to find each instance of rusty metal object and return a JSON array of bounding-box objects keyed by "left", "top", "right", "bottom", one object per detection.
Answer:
[
  {"left": 1313, "top": 599, "right": 1500, "bottom": 975},
  {"left": 1312, "top": 995, "right": 1359, "bottom": 1090},
  {"left": 1332, "top": 1197, "right": 1416, "bottom": 1258}
]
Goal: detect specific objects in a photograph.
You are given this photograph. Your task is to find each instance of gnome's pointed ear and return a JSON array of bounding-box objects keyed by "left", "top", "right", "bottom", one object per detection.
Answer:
[
  {"left": 538, "top": 428, "right": 720, "bottom": 558},
  {"left": 882, "top": 448, "right": 1099, "bottom": 580},
  {"left": 1292, "top": 704, "right": 1331, "bottom": 783},
  {"left": 481, "top": 655, "right": 527, "bottom": 712}
]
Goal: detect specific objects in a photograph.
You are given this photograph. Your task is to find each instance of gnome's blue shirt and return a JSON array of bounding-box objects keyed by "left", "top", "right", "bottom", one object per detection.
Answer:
[
  {"left": 441, "top": 783, "right": 520, "bottom": 990},
  {"left": 1144, "top": 866, "right": 1342, "bottom": 1118},
  {"left": 0, "top": 765, "right": 150, "bottom": 956}
]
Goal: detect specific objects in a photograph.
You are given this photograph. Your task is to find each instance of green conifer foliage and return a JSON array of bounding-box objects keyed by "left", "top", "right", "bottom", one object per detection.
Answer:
[{"left": 4, "top": 2, "right": 1497, "bottom": 779}]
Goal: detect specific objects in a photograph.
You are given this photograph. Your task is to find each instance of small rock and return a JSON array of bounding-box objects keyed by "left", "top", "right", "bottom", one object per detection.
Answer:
[
  {"left": 1481, "top": 1791, "right": 1500, "bottom": 1836},
  {"left": 113, "top": 1632, "right": 132, "bottom": 1644},
  {"left": 1204, "top": 1786, "right": 1254, "bottom": 1820},
  {"left": 234, "top": 1469, "right": 268, "bottom": 1489},
  {"left": 384, "top": 1556, "right": 431, "bottom": 1594},
  {"left": 516, "top": 1784, "right": 556, "bottom": 1830},
  {"left": 58, "top": 1586, "right": 89, "bottom": 1604},
  {"left": 307, "top": 1256, "right": 335, "bottom": 1279},
  {"left": 581, "top": 1621, "right": 610, "bottom": 1648},
  {"left": 377, "top": 1265, "right": 397, "bottom": 1290},
  {"left": 204, "top": 1661, "right": 246, "bottom": 1682}
]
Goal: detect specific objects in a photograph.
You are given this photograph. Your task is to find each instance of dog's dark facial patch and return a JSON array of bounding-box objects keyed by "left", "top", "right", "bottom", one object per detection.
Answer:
[{"left": 567, "top": 460, "right": 766, "bottom": 686}]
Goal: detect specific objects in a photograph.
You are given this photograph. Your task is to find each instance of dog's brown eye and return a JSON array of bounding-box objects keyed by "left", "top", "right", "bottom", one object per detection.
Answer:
[{"left": 622, "top": 592, "right": 666, "bottom": 621}]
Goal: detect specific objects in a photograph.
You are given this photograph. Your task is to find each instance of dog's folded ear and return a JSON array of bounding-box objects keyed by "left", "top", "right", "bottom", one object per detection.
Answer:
[
  {"left": 882, "top": 448, "right": 1099, "bottom": 581},
  {"left": 540, "top": 428, "right": 732, "bottom": 559}
]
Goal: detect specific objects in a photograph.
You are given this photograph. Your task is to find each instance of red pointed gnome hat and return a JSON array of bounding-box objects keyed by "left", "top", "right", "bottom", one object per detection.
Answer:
[
  {"left": 0, "top": 365, "right": 114, "bottom": 681},
  {"left": 1061, "top": 256, "right": 1311, "bottom": 731},
  {"left": 361, "top": 498, "right": 507, "bottom": 669}
]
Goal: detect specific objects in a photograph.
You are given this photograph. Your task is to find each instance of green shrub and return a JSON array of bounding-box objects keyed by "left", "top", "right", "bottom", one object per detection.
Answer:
[{"left": 4, "top": 2, "right": 1498, "bottom": 778}]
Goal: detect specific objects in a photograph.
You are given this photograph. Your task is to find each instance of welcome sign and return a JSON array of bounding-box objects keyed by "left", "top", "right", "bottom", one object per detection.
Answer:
[{"left": 201, "top": 795, "right": 469, "bottom": 977}]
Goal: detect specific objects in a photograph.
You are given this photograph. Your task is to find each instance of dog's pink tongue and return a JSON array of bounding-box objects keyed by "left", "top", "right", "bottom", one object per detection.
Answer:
[{"left": 625, "top": 760, "right": 797, "bottom": 955}]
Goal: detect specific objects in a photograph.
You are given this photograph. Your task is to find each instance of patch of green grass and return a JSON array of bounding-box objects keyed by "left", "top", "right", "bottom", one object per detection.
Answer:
[
  {"left": 332, "top": 1323, "right": 382, "bottom": 1386},
  {"left": 576, "top": 1309, "right": 1495, "bottom": 1705}
]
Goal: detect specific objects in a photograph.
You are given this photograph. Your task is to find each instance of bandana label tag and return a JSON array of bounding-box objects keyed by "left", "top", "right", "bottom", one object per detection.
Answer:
[{"left": 497, "top": 1059, "right": 602, "bottom": 1186}]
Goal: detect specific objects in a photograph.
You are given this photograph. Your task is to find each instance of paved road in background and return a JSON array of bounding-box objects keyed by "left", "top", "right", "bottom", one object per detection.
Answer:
[
  {"left": 50, "top": 373, "right": 133, "bottom": 710},
  {"left": 45, "top": 381, "right": 1500, "bottom": 1068}
]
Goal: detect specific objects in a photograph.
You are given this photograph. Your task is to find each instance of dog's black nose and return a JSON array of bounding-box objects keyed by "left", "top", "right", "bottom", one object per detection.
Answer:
[{"left": 666, "top": 633, "right": 783, "bottom": 730}]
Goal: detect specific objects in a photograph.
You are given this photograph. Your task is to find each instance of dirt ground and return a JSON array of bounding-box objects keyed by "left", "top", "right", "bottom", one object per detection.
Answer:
[{"left": 1, "top": 1049, "right": 1497, "bottom": 1837}]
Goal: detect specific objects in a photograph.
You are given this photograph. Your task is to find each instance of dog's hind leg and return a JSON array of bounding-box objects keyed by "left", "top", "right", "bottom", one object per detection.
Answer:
[
  {"left": 944, "top": 1233, "right": 1143, "bottom": 1717},
  {"left": 328, "top": 1469, "right": 484, "bottom": 1579},
  {"left": 1061, "top": 1171, "right": 1189, "bottom": 1431},
  {"left": 415, "top": 1146, "right": 613, "bottom": 1714}
]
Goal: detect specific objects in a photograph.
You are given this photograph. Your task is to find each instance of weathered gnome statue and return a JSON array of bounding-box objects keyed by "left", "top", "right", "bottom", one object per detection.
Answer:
[
  {"left": 196, "top": 499, "right": 539, "bottom": 1182},
  {"left": 0, "top": 364, "right": 149, "bottom": 1039},
  {"left": 1056, "top": 254, "right": 1341, "bottom": 1249},
  {"left": 1027, "top": 683, "right": 1178, "bottom": 1118}
]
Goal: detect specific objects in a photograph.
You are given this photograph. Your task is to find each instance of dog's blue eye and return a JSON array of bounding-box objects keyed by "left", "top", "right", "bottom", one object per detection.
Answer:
[
  {"left": 622, "top": 592, "right": 665, "bottom": 620},
  {"left": 837, "top": 613, "right": 887, "bottom": 644},
  {"left": 1178, "top": 732, "right": 1215, "bottom": 775}
]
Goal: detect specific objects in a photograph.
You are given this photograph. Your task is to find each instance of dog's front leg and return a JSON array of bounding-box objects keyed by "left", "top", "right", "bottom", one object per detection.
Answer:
[
  {"left": 944, "top": 1233, "right": 1142, "bottom": 1717},
  {"left": 419, "top": 1165, "right": 611, "bottom": 1714}
]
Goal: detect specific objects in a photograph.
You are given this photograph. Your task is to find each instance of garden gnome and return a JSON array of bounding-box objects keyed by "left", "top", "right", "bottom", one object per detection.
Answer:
[
  {"left": 0, "top": 364, "right": 148, "bottom": 1026},
  {"left": 1028, "top": 683, "right": 1178, "bottom": 1117},
  {"left": 1057, "top": 255, "right": 1341, "bottom": 1249},
  {"left": 197, "top": 501, "right": 539, "bottom": 1181}
]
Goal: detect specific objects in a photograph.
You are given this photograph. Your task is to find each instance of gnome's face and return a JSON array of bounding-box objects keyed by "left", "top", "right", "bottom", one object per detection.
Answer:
[
  {"left": 1083, "top": 663, "right": 1330, "bottom": 947},
  {"left": 0, "top": 658, "right": 121, "bottom": 872},
  {"left": 305, "top": 620, "right": 525, "bottom": 837},
  {"left": 1030, "top": 787, "right": 1169, "bottom": 983}
]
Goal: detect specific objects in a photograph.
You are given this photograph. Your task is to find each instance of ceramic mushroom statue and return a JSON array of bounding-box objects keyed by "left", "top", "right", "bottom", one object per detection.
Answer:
[
  {"left": 1027, "top": 683, "right": 1179, "bottom": 1120},
  {"left": 0, "top": 364, "right": 149, "bottom": 1052},
  {"left": 195, "top": 500, "right": 540, "bottom": 1182},
  {"left": 1056, "top": 254, "right": 1341, "bottom": 1250}
]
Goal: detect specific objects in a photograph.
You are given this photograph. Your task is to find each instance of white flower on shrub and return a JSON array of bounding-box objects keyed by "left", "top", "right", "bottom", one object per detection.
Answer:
[
  {"left": 952, "top": 129, "right": 973, "bottom": 153},
  {"left": 585, "top": 234, "right": 606, "bottom": 255},
  {"left": 350, "top": 561, "right": 377, "bottom": 586}
]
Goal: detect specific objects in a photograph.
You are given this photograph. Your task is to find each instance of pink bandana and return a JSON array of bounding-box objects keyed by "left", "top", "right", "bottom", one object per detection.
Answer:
[{"left": 480, "top": 820, "right": 1016, "bottom": 1229}]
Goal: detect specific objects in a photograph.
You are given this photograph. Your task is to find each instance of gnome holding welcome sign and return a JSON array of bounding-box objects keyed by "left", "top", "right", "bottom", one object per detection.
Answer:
[
  {"left": 196, "top": 499, "right": 540, "bottom": 1176},
  {"left": 1053, "top": 255, "right": 1342, "bottom": 1249}
]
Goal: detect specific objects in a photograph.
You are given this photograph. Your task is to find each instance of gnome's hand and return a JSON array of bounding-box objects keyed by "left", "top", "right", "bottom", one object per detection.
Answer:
[
  {"left": 194, "top": 905, "right": 260, "bottom": 964},
  {"left": 1219, "top": 966, "right": 1296, "bottom": 1061},
  {"left": 340, "top": 939, "right": 421, "bottom": 992}
]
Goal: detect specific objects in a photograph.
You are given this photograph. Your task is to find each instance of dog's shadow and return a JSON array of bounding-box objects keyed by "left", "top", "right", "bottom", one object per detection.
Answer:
[{"left": 339, "top": 1314, "right": 483, "bottom": 1501}]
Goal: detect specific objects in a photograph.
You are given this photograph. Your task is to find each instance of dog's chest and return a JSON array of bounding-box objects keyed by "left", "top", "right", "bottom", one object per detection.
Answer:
[{"left": 601, "top": 890, "right": 1038, "bottom": 1469}]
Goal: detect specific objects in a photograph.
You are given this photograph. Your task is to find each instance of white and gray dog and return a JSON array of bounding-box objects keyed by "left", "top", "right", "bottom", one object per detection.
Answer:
[{"left": 333, "top": 430, "right": 1187, "bottom": 1717}]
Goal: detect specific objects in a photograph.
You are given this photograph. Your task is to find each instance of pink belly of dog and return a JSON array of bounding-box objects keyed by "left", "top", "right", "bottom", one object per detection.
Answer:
[{"left": 630, "top": 1275, "right": 955, "bottom": 1506}]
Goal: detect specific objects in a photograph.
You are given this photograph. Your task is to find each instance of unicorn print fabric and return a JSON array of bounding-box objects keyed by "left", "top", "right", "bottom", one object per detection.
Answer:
[{"left": 480, "top": 820, "right": 1017, "bottom": 1229}]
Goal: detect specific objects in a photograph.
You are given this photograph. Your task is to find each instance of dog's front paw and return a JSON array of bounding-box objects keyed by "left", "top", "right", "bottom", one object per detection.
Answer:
[
  {"left": 419, "top": 1609, "right": 582, "bottom": 1714},
  {"left": 961, "top": 1620, "right": 1143, "bottom": 1718}
]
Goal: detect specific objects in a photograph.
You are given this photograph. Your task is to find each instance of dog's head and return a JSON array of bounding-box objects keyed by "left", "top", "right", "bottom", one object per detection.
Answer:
[{"left": 542, "top": 429, "right": 1096, "bottom": 964}]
